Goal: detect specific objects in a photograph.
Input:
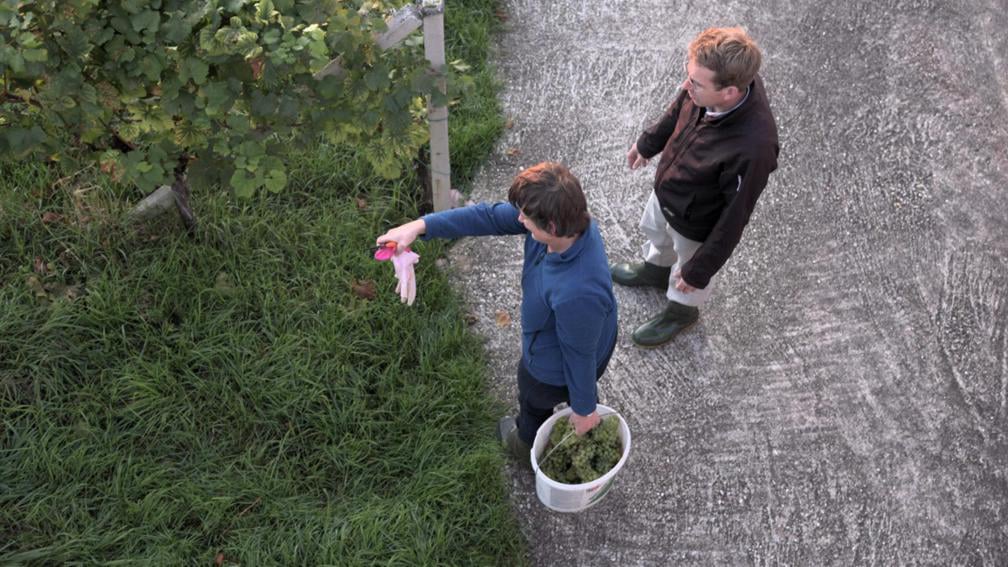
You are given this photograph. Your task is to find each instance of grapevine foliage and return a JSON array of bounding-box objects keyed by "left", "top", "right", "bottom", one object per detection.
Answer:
[
  {"left": 539, "top": 416, "right": 623, "bottom": 485},
  {"left": 0, "top": 0, "right": 460, "bottom": 197}
]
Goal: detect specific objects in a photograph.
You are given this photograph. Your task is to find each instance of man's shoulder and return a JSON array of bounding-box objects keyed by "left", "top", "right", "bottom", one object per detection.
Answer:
[{"left": 736, "top": 82, "right": 779, "bottom": 147}]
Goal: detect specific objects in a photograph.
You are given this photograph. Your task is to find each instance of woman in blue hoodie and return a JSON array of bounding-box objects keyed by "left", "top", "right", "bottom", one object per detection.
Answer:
[{"left": 376, "top": 162, "right": 618, "bottom": 467}]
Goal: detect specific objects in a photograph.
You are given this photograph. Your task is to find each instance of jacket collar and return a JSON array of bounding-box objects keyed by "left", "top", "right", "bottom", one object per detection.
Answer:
[{"left": 704, "top": 75, "right": 764, "bottom": 125}]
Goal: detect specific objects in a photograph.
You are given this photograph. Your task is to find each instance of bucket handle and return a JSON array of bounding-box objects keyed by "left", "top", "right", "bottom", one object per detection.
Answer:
[{"left": 535, "top": 428, "right": 576, "bottom": 473}]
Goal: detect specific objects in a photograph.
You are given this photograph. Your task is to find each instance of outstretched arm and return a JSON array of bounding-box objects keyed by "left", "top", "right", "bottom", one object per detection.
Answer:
[{"left": 378, "top": 203, "right": 525, "bottom": 250}]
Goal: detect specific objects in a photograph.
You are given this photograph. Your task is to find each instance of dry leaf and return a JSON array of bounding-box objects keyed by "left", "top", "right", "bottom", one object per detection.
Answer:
[
  {"left": 214, "top": 552, "right": 225, "bottom": 566},
  {"left": 41, "top": 211, "right": 62, "bottom": 224},
  {"left": 504, "top": 117, "right": 514, "bottom": 129},
  {"left": 249, "top": 57, "right": 265, "bottom": 80},
  {"left": 33, "top": 256, "right": 47, "bottom": 275},
  {"left": 355, "top": 196, "right": 368, "bottom": 211},
  {"left": 99, "top": 159, "right": 117, "bottom": 176},
  {"left": 351, "top": 279, "right": 377, "bottom": 300},
  {"left": 61, "top": 285, "right": 81, "bottom": 301},
  {"left": 495, "top": 309, "right": 511, "bottom": 327},
  {"left": 505, "top": 147, "right": 521, "bottom": 157}
]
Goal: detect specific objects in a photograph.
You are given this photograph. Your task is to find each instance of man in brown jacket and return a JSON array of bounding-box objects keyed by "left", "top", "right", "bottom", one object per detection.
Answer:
[{"left": 611, "top": 26, "right": 779, "bottom": 347}]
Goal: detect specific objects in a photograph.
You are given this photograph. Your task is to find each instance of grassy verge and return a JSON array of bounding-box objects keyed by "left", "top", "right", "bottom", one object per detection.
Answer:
[{"left": 0, "top": 1, "right": 525, "bottom": 564}]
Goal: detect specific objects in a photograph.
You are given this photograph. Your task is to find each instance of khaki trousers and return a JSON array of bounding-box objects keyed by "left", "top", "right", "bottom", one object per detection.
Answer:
[{"left": 639, "top": 191, "right": 714, "bottom": 307}]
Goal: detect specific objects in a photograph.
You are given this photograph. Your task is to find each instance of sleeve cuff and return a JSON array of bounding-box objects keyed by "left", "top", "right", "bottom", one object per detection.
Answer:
[{"left": 570, "top": 397, "right": 596, "bottom": 417}]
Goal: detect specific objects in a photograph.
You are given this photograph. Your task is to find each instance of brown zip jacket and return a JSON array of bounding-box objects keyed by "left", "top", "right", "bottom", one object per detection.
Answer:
[{"left": 636, "top": 75, "right": 780, "bottom": 289}]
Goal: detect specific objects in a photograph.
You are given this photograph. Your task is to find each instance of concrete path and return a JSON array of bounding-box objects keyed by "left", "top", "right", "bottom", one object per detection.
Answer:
[{"left": 442, "top": 1, "right": 1008, "bottom": 564}]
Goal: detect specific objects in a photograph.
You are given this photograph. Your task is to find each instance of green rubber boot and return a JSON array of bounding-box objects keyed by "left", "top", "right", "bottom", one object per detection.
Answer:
[
  {"left": 610, "top": 261, "right": 671, "bottom": 289},
  {"left": 496, "top": 416, "right": 531, "bottom": 469},
  {"left": 631, "top": 301, "right": 700, "bottom": 348}
]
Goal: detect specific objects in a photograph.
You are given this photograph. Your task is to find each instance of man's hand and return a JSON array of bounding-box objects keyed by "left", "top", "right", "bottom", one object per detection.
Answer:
[
  {"left": 627, "top": 143, "right": 650, "bottom": 170},
  {"left": 570, "top": 411, "right": 601, "bottom": 436},
  {"left": 672, "top": 267, "right": 698, "bottom": 294},
  {"left": 377, "top": 219, "right": 426, "bottom": 252}
]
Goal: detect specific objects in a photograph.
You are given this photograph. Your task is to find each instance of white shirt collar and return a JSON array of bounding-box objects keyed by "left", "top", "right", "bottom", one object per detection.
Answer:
[{"left": 705, "top": 86, "right": 750, "bottom": 118}]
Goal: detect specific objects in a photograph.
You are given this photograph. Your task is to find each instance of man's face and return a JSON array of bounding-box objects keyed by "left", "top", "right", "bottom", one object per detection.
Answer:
[
  {"left": 682, "top": 57, "right": 725, "bottom": 108},
  {"left": 518, "top": 209, "right": 553, "bottom": 244}
]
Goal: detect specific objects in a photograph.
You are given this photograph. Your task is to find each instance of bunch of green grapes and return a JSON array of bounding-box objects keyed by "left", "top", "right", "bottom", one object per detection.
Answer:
[
  {"left": 540, "top": 416, "right": 623, "bottom": 484},
  {"left": 589, "top": 417, "right": 622, "bottom": 476}
]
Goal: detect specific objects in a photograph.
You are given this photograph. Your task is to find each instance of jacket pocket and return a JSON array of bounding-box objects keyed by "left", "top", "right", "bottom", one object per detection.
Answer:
[
  {"left": 659, "top": 188, "right": 695, "bottom": 222},
  {"left": 689, "top": 189, "right": 726, "bottom": 226}
]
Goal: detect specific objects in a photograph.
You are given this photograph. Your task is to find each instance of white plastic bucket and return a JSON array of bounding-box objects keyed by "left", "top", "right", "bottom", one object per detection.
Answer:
[{"left": 530, "top": 404, "right": 631, "bottom": 513}]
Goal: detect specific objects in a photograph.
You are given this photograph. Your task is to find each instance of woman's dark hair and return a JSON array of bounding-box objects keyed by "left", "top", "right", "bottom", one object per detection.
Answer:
[{"left": 507, "top": 162, "right": 590, "bottom": 237}]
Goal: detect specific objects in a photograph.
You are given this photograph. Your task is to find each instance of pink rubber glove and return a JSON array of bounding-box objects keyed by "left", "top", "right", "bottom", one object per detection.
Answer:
[{"left": 391, "top": 250, "right": 420, "bottom": 306}]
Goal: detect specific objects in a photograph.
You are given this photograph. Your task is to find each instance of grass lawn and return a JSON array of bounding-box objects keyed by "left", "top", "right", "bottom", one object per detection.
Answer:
[{"left": 0, "top": 1, "right": 527, "bottom": 564}]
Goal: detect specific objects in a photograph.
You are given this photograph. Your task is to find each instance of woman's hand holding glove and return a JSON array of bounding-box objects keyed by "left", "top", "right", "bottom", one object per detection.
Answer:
[{"left": 375, "top": 219, "right": 426, "bottom": 306}]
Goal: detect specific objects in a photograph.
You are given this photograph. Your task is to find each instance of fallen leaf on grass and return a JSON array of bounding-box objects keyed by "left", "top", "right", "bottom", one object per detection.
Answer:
[
  {"left": 351, "top": 279, "right": 377, "bottom": 300},
  {"left": 33, "top": 256, "right": 47, "bottom": 275},
  {"left": 355, "top": 196, "right": 368, "bottom": 211},
  {"left": 60, "top": 285, "right": 81, "bottom": 301},
  {"left": 213, "top": 272, "right": 238, "bottom": 295},
  {"left": 214, "top": 552, "right": 225, "bottom": 566},
  {"left": 41, "top": 211, "right": 62, "bottom": 224},
  {"left": 495, "top": 309, "right": 511, "bottom": 327}
]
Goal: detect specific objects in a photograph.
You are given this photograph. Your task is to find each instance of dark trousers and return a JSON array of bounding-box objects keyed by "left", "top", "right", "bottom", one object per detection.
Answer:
[{"left": 515, "top": 340, "right": 615, "bottom": 446}]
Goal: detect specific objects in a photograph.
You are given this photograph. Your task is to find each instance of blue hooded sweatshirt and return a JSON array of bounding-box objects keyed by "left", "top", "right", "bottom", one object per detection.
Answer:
[{"left": 422, "top": 202, "right": 618, "bottom": 415}]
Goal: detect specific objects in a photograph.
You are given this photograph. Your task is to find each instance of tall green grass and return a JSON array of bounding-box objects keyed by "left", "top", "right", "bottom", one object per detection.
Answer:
[{"left": 0, "top": 1, "right": 525, "bottom": 564}]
